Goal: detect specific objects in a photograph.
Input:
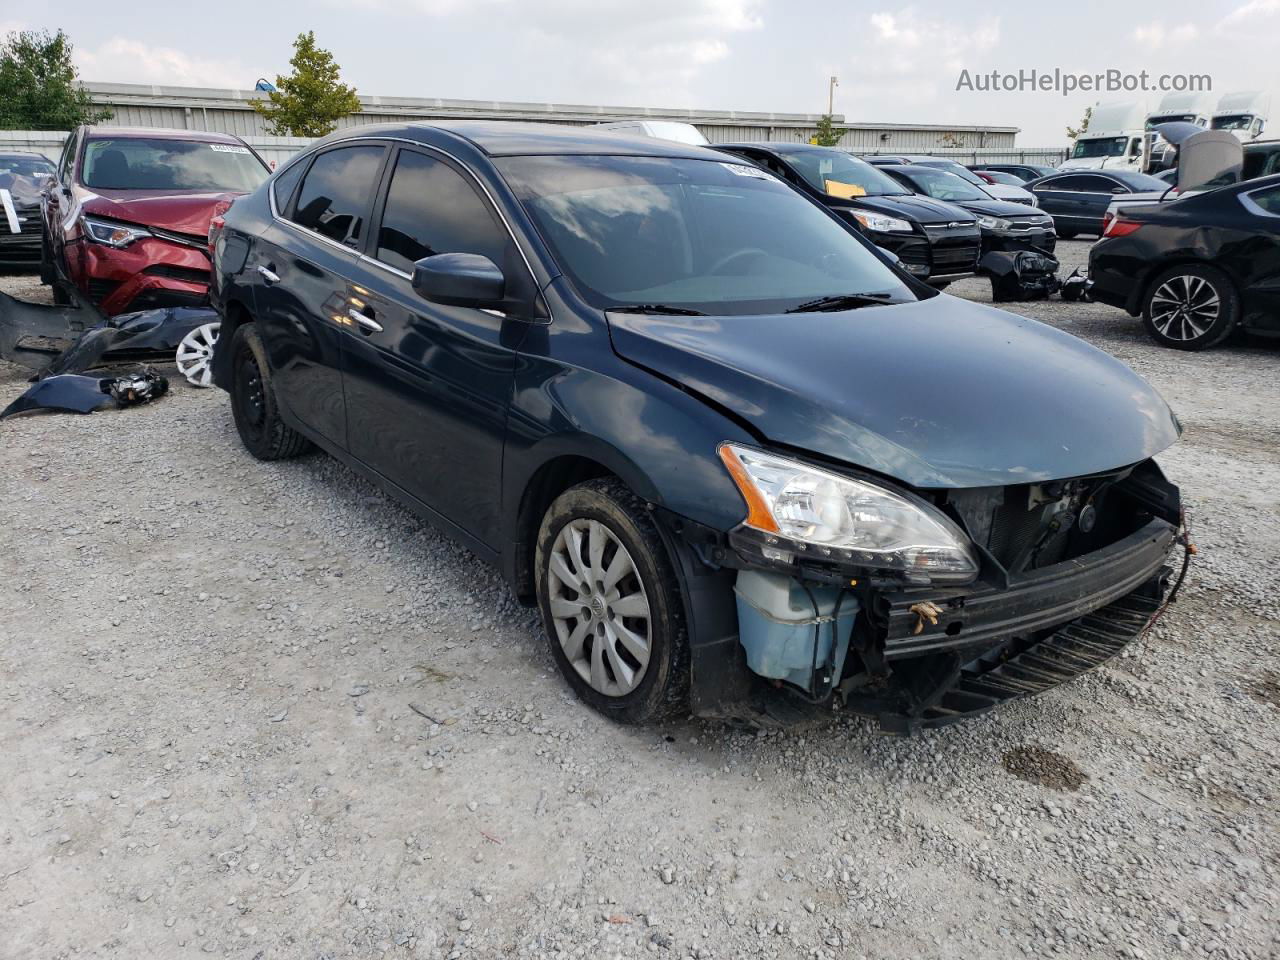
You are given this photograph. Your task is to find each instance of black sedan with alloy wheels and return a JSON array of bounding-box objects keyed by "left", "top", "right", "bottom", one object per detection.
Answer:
[
  {"left": 1089, "top": 173, "right": 1280, "bottom": 350},
  {"left": 208, "top": 121, "right": 1186, "bottom": 734}
]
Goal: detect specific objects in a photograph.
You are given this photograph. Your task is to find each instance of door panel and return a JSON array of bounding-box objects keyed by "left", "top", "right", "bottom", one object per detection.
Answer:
[
  {"left": 341, "top": 147, "right": 526, "bottom": 547},
  {"left": 251, "top": 143, "right": 386, "bottom": 445}
]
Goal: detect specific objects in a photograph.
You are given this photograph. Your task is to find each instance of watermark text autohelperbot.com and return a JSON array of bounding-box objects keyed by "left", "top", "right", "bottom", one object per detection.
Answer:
[{"left": 956, "top": 69, "right": 1212, "bottom": 97}]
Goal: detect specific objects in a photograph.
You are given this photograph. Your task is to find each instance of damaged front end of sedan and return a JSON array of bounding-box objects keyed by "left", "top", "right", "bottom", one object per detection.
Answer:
[
  {"left": 671, "top": 455, "right": 1185, "bottom": 734},
  {"left": 609, "top": 298, "right": 1190, "bottom": 734}
]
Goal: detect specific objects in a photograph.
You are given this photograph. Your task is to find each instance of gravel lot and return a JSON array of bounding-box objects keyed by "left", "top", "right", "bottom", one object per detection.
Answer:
[{"left": 2, "top": 241, "right": 1277, "bottom": 960}]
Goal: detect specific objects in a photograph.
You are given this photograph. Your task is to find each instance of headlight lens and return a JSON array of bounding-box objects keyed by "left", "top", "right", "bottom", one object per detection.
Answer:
[
  {"left": 82, "top": 215, "right": 151, "bottom": 248},
  {"left": 847, "top": 210, "right": 914, "bottom": 233},
  {"left": 719, "top": 443, "right": 979, "bottom": 581},
  {"left": 977, "top": 215, "right": 1013, "bottom": 231}
]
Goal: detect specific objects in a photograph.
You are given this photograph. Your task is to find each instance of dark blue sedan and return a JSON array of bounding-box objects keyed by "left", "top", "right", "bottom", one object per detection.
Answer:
[{"left": 1025, "top": 170, "right": 1170, "bottom": 238}]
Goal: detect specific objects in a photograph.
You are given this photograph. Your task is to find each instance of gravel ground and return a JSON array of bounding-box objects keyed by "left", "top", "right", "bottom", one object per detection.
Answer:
[{"left": 2, "top": 242, "right": 1277, "bottom": 960}]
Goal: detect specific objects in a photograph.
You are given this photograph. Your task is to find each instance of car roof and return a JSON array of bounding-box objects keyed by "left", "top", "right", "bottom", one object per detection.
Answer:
[
  {"left": 312, "top": 120, "right": 732, "bottom": 160},
  {"left": 0, "top": 150, "right": 54, "bottom": 161},
  {"left": 717, "top": 141, "right": 848, "bottom": 156},
  {"left": 82, "top": 126, "right": 250, "bottom": 145}
]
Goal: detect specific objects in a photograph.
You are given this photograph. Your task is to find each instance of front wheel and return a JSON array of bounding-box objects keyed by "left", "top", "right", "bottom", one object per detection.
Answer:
[
  {"left": 1142, "top": 264, "right": 1239, "bottom": 351},
  {"left": 535, "top": 478, "right": 688, "bottom": 724},
  {"left": 229, "top": 323, "right": 313, "bottom": 460}
]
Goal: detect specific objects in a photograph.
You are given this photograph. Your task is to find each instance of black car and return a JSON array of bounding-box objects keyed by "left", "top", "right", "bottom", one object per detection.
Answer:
[
  {"left": 878, "top": 164, "right": 1057, "bottom": 256},
  {"left": 1089, "top": 173, "right": 1280, "bottom": 350},
  {"left": 1242, "top": 140, "right": 1280, "bottom": 181},
  {"left": 209, "top": 121, "right": 1183, "bottom": 734},
  {"left": 970, "top": 163, "right": 1060, "bottom": 183},
  {"left": 718, "top": 142, "right": 981, "bottom": 286},
  {"left": 0, "top": 151, "right": 56, "bottom": 269},
  {"left": 1025, "top": 171, "right": 1169, "bottom": 238}
]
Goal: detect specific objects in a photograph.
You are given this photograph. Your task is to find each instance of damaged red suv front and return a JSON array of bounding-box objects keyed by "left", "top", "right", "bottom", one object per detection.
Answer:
[{"left": 43, "top": 127, "right": 270, "bottom": 315}]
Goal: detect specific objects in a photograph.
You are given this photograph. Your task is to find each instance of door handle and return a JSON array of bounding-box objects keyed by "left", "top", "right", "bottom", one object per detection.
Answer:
[
  {"left": 257, "top": 264, "right": 280, "bottom": 284},
  {"left": 348, "top": 308, "right": 383, "bottom": 333}
]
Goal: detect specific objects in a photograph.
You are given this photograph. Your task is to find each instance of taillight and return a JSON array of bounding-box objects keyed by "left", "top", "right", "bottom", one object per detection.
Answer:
[
  {"left": 208, "top": 199, "right": 232, "bottom": 255},
  {"left": 1103, "top": 218, "right": 1143, "bottom": 238}
]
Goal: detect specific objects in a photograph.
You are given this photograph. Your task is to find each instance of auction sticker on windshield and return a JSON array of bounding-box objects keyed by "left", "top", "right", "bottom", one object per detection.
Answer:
[{"left": 210, "top": 145, "right": 251, "bottom": 154}]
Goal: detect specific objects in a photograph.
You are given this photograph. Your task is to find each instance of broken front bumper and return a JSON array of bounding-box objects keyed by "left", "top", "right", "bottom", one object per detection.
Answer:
[{"left": 876, "top": 518, "right": 1176, "bottom": 660}]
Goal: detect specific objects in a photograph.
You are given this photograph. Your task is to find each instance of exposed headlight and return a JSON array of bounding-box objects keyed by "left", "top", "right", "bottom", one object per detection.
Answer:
[
  {"left": 847, "top": 210, "right": 914, "bottom": 233},
  {"left": 82, "top": 215, "right": 151, "bottom": 248},
  {"left": 977, "top": 215, "right": 1013, "bottom": 232},
  {"left": 718, "top": 443, "right": 979, "bottom": 582}
]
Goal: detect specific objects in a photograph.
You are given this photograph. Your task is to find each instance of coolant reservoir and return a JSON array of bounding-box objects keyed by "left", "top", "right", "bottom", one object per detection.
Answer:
[{"left": 733, "top": 570, "right": 858, "bottom": 693}]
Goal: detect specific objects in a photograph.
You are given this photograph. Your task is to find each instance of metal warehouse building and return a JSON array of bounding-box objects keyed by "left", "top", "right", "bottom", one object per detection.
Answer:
[{"left": 82, "top": 81, "right": 1021, "bottom": 153}]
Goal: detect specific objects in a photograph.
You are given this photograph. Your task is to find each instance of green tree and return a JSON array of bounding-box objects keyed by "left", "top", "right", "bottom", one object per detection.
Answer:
[
  {"left": 1066, "top": 106, "right": 1093, "bottom": 141},
  {"left": 0, "top": 29, "right": 111, "bottom": 130},
  {"left": 811, "top": 114, "right": 848, "bottom": 147},
  {"left": 253, "top": 32, "right": 361, "bottom": 137}
]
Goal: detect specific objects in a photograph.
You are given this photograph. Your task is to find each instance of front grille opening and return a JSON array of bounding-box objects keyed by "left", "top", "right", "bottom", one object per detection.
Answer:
[
  {"left": 143, "top": 264, "right": 211, "bottom": 284},
  {"left": 945, "top": 467, "right": 1157, "bottom": 575}
]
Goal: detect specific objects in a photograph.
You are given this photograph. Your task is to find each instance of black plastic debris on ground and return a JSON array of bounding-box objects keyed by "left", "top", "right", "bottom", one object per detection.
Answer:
[
  {"left": 1060, "top": 268, "right": 1094, "bottom": 303},
  {"left": 1, "top": 369, "right": 169, "bottom": 420},
  {"left": 0, "top": 289, "right": 215, "bottom": 377},
  {"left": 978, "top": 250, "right": 1061, "bottom": 303}
]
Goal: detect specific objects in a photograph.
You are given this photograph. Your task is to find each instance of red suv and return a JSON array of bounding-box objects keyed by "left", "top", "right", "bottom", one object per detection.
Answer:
[{"left": 42, "top": 126, "right": 271, "bottom": 315}]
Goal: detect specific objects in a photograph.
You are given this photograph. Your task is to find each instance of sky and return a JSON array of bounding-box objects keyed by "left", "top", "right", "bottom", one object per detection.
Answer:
[{"left": 4, "top": 0, "right": 1278, "bottom": 145}]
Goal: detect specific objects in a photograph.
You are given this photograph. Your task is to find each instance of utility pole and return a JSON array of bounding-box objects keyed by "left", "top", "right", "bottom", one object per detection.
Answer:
[{"left": 828, "top": 76, "right": 839, "bottom": 115}]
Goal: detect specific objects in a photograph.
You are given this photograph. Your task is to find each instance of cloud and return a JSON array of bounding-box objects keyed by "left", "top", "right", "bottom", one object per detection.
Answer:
[
  {"left": 328, "top": 0, "right": 763, "bottom": 105},
  {"left": 840, "top": 10, "right": 1001, "bottom": 110},
  {"left": 1132, "top": 22, "right": 1198, "bottom": 48},
  {"left": 74, "top": 37, "right": 263, "bottom": 89},
  {"left": 1221, "top": 0, "right": 1280, "bottom": 24}
]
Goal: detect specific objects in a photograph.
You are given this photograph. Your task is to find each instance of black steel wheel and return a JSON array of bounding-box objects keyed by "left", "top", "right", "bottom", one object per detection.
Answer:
[{"left": 229, "top": 323, "right": 312, "bottom": 460}]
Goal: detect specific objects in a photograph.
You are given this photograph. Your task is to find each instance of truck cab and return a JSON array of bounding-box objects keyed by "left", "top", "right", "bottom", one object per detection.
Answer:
[{"left": 1059, "top": 101, "right": 1147, "bottom": 172}]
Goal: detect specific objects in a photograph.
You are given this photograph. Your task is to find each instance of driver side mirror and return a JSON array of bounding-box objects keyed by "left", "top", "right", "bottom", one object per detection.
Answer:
[{"left": 412, "top": 253, "right": 505, "bottom": 309}]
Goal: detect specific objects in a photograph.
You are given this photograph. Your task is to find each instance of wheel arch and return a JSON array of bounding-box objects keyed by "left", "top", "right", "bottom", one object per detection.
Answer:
[
  {"left": 211, "top": 296, "right": 253, "bottom": 391},
  {"left": 505, "top": 443, "right": 660, "bottom": 604}
]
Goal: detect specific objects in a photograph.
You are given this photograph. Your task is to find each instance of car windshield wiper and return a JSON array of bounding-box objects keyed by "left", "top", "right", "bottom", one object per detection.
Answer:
[
  {"left": 784, "top": 292, "right": 898, "bottom": 314},
  {"left": 608, "top": 304, "right": 708, "bottom": 317}
]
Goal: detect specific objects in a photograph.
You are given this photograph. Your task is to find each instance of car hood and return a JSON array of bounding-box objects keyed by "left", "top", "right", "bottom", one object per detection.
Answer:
[
  {"left": 607, "top": 297, "right": 1180, "bottom": 489},
  {"left": 79, "top": 189, "right": 239, "bottom": 236},
  {"left": 955, "top": 198, "right": 1052, "bottom": 219},
  {"left": 839, "top": 193, "right": 977, "bottom": 225},
  {"left": 982, "top": 183, "right": 1037, "bottom": 202}
]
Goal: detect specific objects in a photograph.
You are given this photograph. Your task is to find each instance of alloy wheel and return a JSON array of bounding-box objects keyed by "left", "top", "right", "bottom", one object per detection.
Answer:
[
  {"left": 546, "top": 518, "right": 652, "bottom": 697},
  {"left": 175, "top": 322, "right": 221, "bottom": 387},
  {"left": 1148, "top": 274, "right": 1221, "bottom": 342}
]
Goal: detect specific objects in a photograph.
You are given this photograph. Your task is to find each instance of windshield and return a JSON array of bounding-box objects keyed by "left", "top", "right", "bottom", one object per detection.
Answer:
[
  {"left": 1212, "top": 114, "right": 1255, "bottom": 131},
  {"left": 1071, "top": 137, "right": 1129, "bottom": 159},
  {"left": 916, "top": 160, "right": 985, "bottom": 185},
  {"left": 897, "top": 167, "right": 989, "bottom": 202},
  {"left": 783, "top": 151, "right": 909, "bottom": 198},
  {"left": 496, "top": 155, "right": 915, "bottom": 315},
  {"left": 0, "top": 155, "right": 55, "bottom": 202},
  {"left": 82, "top": 138, "right": 270, "bottom": 192},
  {"left": 1146, "top": 114, "right": 1198, "bottom": 129}
]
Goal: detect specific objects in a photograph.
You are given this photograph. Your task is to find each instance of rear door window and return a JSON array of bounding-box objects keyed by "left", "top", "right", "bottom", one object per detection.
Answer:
[
  {"left": 290, "top": 144, "right": 386, "bottom": 247},
  {"left": 1245, "top": 185, "right": 1280, "bottom": 215},
  {"left": 373, "top": 149, "right": 509, "bottom": 273},
  {"left": 271, "top": 158, "right": 307, "bottom": 214}
]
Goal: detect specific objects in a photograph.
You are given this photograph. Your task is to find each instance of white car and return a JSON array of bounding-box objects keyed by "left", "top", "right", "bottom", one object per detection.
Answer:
[{"left": 590, "top": 120, "right": 709, "bottom": 146}]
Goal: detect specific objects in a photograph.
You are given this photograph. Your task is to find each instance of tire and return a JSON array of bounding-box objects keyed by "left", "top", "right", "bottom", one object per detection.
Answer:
[
  {"left": 229, "top": 323, "right": 312, "bottom": 460},
  {"left": 1142, "top": 264, "right": 1240, "bottom": 351},
  {"left": 535, "top": 478, "right": 689, "bottom": 724},
  {"left": 1057, "top": 227, "right": 1078, "bottom": 240}
]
